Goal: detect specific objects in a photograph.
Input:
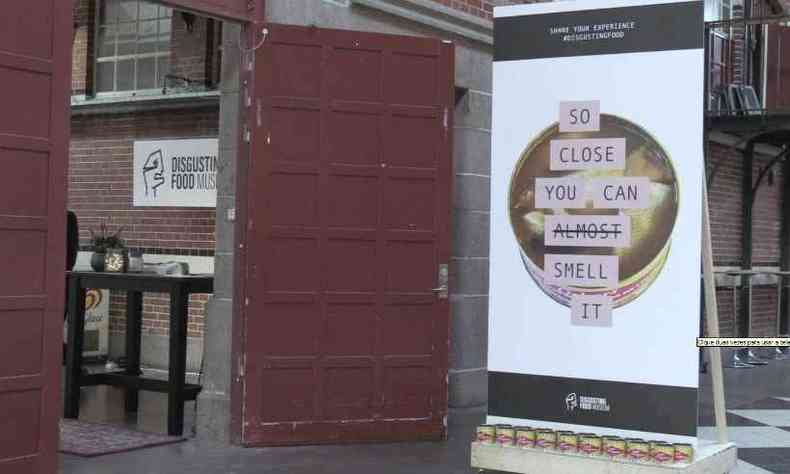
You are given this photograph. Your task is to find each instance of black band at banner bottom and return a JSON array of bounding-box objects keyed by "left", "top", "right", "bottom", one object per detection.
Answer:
[
  {"left": 494, "top": 1, "right": 704, "bottom": 62},
  {"left": 488, "top": 372, "right": 698, "bottom": 436}
]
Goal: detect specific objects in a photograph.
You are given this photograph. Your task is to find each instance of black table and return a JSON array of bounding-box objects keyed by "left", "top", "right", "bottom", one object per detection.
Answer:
[{"left": 64, "top": 271, "right": 214, "bottom": 436}]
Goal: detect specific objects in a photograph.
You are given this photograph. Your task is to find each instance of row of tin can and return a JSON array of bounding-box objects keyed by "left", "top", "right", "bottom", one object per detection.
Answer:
[{"left": 476, "top": 425, "right": 693, "bottom": 465}]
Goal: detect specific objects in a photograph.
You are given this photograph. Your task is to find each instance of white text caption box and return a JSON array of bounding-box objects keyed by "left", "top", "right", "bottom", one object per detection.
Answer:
[
  {"left": 571, "top": 294, "right": 613, "bottom": 327},
  {"left": 559, "top": 101, "right": 600, "bottom": 132},
  {"left": 544, "top": 214, "right": 631, "bottom": 248},
  {"left": 534, "top": 177, "right": 587, "bottom": 209},
  {"left": 550, "top": 138, "right": 626, "bottom": 171},
  {"left": 544, "top": 254, "right": 619, "bottom": 289}
]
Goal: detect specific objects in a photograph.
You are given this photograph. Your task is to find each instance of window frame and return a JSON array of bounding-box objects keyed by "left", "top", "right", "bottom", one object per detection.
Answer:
[{"left": 93, "top": 0, "right": 173, "bottom": 97}]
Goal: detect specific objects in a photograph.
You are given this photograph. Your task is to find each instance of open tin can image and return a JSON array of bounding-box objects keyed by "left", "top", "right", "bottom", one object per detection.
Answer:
[{"left": 509, "top": 114, "right": 679, "bottom": 308}]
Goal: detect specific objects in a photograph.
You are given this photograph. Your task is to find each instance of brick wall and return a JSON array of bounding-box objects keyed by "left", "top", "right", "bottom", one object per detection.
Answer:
[
  {"left": 72, "top": 0, "right": 94, "bottom": 95},
  {"left": 430, "top": 0, "right": 538, "bottom": 20},
  {"left": 69, "top": 111, "right": 218, "bottom": 253},
  {"left": 708, "top": 142, "right": 785, "bottom": 336},
  {"left": 169, "top": 13, "right": 220, "bottom": 86},
  {"left": 708, "top": 142, "right": 784, "bottom": 266},
  {"left": 70, "top": 109, "right": 218, "bottom": 340},
  {"left": 70, "top": 2, "right": 220, "bottom": 344}
]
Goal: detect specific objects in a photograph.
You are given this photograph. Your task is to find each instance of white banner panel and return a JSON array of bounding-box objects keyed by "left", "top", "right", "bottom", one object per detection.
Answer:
[
  {"left": 489, "top": 0, "right": 704, "bottom": 443},
  {"left": 133, "top": 139, "right": 218, "bottom": 207}
]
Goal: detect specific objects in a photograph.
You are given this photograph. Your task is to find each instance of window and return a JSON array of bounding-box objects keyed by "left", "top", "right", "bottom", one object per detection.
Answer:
[
  {"left": 95, "top": 0, "right": 172, "bottom": 94},
  {"left": 705, "top": 0, "right": 734, "bottom": 22}
]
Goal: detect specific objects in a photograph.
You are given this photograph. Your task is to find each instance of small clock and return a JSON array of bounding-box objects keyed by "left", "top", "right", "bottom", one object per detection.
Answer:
[{"left": 104, "top": 248, "right": 127, "bottom": 273}]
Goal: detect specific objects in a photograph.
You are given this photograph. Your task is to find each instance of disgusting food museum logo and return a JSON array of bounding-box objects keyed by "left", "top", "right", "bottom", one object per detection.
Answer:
[{"left": 509, "top": 101, "right": 678, "bottom": 326}]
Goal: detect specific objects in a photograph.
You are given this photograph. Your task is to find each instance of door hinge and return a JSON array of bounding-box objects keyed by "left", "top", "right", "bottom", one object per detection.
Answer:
[
  {"left": 243, "top": 80, "right": 251, "bottom": 107},
  {"left": 237, "top": 354, "right": 246, "bottom": 380},
  {"left": 432, "top": 263, "right": 449, "bottom": 300},
  {"left": 243, "top": 124, "right": 251, "bottom": 143},
  {"left": 443, "top": 107, "right": 449, "bottom": 131}
]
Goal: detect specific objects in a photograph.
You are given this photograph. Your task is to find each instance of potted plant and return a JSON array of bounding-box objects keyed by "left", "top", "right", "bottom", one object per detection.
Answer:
[{"left": 89, "top": 222, "right": 125, "bottom": 272}]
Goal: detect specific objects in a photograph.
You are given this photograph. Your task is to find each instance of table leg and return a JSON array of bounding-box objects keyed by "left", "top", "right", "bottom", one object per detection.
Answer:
[
  {"left": 64, "top": 278, "right": 86, "bottom": 419},
  {"left": 168, "top": 285, "right": 189, "bottom": 436},
  {"left": 125, "top": 291, "right": 143, "bottom": 413}
]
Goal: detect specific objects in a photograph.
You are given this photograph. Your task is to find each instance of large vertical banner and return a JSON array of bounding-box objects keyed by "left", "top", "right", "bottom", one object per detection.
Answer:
[{"left": 489, "top": 0, "right": 704, "bottom": 444}]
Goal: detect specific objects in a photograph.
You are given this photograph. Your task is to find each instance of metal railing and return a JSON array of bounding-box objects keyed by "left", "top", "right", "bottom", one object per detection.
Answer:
[{"left": 705, "top": 14, "right": 790, "bottom": 118}]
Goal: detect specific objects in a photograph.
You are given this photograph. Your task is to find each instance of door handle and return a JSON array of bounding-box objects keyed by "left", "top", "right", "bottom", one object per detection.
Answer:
[{"left": 432, "top": 287, "right": 446, "bottom": 293}]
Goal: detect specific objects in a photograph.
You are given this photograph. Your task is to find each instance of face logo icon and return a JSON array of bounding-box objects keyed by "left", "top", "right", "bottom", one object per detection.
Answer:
[
  {"left": 142, "top": 149, "right": 165, "bottom": 197},
  {"left": 565, "top": 393, "right": 578, "bottom": 412},
  {"left": 84, "top": 289, "right": 102, "bottom": 311}
]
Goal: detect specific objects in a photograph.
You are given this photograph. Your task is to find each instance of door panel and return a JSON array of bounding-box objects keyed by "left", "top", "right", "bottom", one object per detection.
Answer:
[
  {"left": 0, "top": 0, "right": 71, "bottom": 472},
  {"left": 241, "top": 24, "right": 453, "bottom": 445}
]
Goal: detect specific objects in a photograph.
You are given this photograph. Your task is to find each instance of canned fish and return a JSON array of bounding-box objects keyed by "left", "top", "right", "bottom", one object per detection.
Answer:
[
  {"left": 496, "top": 425, "right": 515, "bottom": 446},
  {"left": 603, "top": 436, "right": 626, "bottom": 458},
  {"left": 476, "top": 425, "right": 495, "bottom": 444},
  {"left": 515, "top": 427, "right": 536, "bottom": 448},
  {"left": 651, "top": 443, "right": 675, "bottom": 464},
  {"left": 536, "top": 429, "right": 557, "bottom": 450},
  {"left": 579, "top": 434, "right": 602, "bottom": 455},
  {"left": 626, "top": 439, "right": 649, "bottom": 462},
  {"left": 557, "top": 431, "right": 578, "bottom": 453},
  {"left": 673, "top": 443, "right": 693, "bottom": 464}
]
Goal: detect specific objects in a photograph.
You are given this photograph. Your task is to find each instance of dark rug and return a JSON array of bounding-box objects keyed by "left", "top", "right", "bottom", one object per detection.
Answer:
[{"left": 60, "top": 419, "right": 186, "bottom": 457}]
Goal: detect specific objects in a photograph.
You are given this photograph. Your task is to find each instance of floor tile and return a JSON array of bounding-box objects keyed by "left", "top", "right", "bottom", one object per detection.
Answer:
[
  {"left": 732, "top": 410, "right": 790, "bottom": 427},
  {"left": 733, "top": 459, "right": 777, "bottom": 474},
  {"left": 699, "top": 412, "right": 767, "bottom": 427},
  {"left": 698, "top": 427, "right": 790, "bottom": 448},
  {"left": 737, "top": 399, "right": 790, "bottom": 410}
]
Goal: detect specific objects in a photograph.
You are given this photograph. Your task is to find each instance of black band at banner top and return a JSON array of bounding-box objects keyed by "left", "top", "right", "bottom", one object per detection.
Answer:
[
  {"left": 488, "top": 372, "right": 698, "bottom": 436},
  {"left": 494, "top": 1, "right": 704, "bottom": 61}
]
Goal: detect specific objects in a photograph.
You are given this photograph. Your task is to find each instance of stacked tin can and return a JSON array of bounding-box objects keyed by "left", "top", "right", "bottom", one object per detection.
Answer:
[
  {"left": 495, "top": 425, "right": 515, "bottom": 446},
  {"left": 602, "top": 436, "right": 626, "bottom": 459},
  {"left": 476, "top": 425, "right": 495, "bottom": 445},
  {"left": 674, "top": 443, "right": 693, "bottom": 464},
  {"left": 535, "top": 429, "right": 557, "bottom": 450},
  {"left": 625, "top": 438, "right": 649, "bottom": 463},
  {"left": 515, "top": 427, "right": 536, "bottom": 448},
  {"left": 650, "top": 442, "right": 675, "bottom": 464},
  {"left": 474, "top": 425, "right": 694, "bottom": 465},
  {"left": 556, "top": 431, "right": 578, "bottom": 453},
  {"left": 578, "top": 433, "right": 602, "bottom": 456}
]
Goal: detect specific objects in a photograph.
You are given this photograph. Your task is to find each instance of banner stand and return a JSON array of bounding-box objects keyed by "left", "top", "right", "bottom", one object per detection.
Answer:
[
  {"left": 470, "top": 180, "right": 736, "bottom": 473},
  {"left": 701, "top": 178, "right": 729, "bottom": 445}
]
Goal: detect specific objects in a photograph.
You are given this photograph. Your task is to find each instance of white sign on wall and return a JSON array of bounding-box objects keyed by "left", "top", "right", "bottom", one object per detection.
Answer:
[
  {"left": 133, "top": 138, "right": 218, "bottom": 207},
  {"left": 489, "top": 0, "right": 704, "bottom": 444}
]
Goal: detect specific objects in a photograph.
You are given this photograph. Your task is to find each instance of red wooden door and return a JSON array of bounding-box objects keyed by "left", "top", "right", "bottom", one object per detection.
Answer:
[
  {"left": 0, "top": 1, "right": 71, "bottom": 473},
  {"left": 239, "top": 24, "right": 454, "bottom": 445}
]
